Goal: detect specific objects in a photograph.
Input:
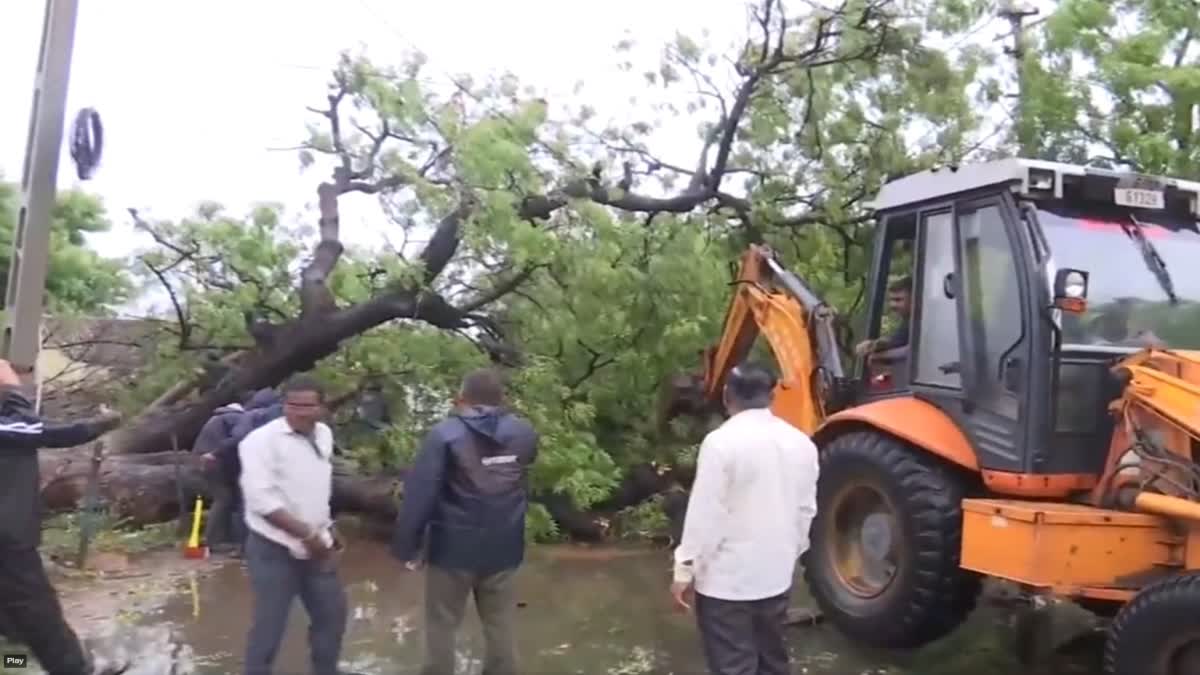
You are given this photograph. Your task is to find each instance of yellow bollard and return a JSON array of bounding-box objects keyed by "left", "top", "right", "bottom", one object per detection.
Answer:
[{"left": 183, "top": 495, "right": 207, "bottom": 559}]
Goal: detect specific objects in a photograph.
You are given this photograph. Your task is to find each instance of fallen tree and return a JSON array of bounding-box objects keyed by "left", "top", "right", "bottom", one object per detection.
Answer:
[
  {"left": 37, "top": 447, "right": 685, "bottom": 543},
  {"left": 38, "top": 450, "right": 401, "bottom": 528},
  {"left": 93, "top": 0, "right": 887, "bottom": 460},
  {"left": 39, "top": 0, "right": 890, "bottom": 547}
]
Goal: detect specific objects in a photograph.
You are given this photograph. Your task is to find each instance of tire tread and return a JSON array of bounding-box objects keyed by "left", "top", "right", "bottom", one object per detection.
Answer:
[{"left": 804, "top": 430, "right": 982, "bottom": 648}]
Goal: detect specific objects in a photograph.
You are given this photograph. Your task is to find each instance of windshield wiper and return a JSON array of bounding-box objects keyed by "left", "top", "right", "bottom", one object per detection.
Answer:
[{"left": 1120, "top": 213, "right": 1179, "bottom": 305}]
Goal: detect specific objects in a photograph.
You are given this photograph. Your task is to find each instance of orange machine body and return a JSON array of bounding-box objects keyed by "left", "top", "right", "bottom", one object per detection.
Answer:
[{"left": 693, "top": 245, "right": 1200, "bottom": 605}]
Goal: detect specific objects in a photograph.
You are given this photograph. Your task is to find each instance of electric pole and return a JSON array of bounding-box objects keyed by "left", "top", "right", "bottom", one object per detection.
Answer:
[
  {"left": 3, "top": 0, "right": 80, "bottom": 382},
  {"left": 999, "top": 0, "right": 1039, "bottom": 157}
]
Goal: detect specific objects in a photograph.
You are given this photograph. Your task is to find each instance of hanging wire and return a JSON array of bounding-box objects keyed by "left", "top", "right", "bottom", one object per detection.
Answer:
[{"left": 69, "top": 107, "right": 103, "bottom": 180}]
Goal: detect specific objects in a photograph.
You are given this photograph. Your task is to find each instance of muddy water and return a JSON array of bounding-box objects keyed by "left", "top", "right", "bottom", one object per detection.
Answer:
[{"left": 106, "top": 538, "right": 1105, "bottom": 675}]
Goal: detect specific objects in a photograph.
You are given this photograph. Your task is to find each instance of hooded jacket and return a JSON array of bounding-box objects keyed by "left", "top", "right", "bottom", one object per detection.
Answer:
[
  {"left": 192, "top": 403, "right": 244, "bottom": 456},
  {"left": 215, "top": 389, "right": 282, "bottom": 481},
  {"left": 392, "top": 405, "right": 538, "bottom": 574},
  {"left": 0, "top": 387, "right": 111, "bottom": 548}
]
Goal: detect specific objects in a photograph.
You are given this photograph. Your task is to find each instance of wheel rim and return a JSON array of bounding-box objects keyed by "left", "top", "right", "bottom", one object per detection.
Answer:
[
  {"left": 826, "top": 481, "right": 901, "bottom": 599},
  {"left": 1163, "top": 631, "right": 1200, "bottom": 674}
]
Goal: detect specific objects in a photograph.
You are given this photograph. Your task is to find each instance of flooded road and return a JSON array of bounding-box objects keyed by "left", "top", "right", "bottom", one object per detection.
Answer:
[{"left": 108, "top": 537, "right": 1102, "bottom": 675}]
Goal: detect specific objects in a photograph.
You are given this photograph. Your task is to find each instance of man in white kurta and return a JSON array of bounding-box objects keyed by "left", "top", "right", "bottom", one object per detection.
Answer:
[{"left": 671, "top": 362, "right": 820, "bottom": 675}]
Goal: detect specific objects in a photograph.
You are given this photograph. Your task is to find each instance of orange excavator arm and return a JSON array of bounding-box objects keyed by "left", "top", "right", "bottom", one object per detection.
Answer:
[{"left": 692, "top": 245, "right": 847, "bottom": 435}]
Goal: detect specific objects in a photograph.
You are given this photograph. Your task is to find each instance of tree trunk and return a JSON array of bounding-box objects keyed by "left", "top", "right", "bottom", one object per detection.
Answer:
[
  {"left": 533, "top": 462, "right": 690, "bottom": 542},
  {"left": 37, "top": 450, "right": 400, "bottom": 528},
  {"left": 37, "top": 449, "right": 684, "bottom": 544}
]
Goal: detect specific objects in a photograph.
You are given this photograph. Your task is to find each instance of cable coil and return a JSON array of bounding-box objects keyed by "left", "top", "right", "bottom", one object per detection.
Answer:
[{"left": 69, "top": 107, "right": 103, "bottom": 180}]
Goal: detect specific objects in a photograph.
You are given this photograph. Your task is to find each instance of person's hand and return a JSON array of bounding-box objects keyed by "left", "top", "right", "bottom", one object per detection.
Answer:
[
  {"left": 404, "top": 560, "right": 425, "bottom": 572},
  {"left": 670, "top": 580, "right": 694, "bottom": 613},
  {"left": 854, "top": 339, "right": 877, "bottom": 357},
  {"left": 302, "top": 529, "right": 333, "bottom": 559}
]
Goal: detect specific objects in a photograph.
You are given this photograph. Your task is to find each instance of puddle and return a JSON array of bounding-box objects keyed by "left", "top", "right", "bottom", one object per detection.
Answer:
[{"left": 78, "top": 539, "right": 1097, "bottom": 675}]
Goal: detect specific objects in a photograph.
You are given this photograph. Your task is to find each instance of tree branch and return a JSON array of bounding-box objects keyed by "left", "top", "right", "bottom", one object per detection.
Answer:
[
  {"left": 457, "top": 264, "right": 543, "bottom": 314},
  {"left": 139, "top": 256, "right": 191, "bottom": 350}
]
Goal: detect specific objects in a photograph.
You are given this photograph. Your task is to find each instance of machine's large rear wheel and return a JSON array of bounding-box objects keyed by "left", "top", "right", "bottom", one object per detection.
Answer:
[
  {"left": 1104, "top": 573, "right": 1200, "bottom": 675},
  {"left": 803, "top": 431, "right": 981, "bottom": 649}
]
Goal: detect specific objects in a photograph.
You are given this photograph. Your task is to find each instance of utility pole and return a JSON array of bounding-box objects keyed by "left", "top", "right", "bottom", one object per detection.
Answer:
[
  {"left": 3, "top": 0, "right": 81, "bottom": 383},
  {"left": 999, "top": 0, "right": 1039, "bottom": 157}
]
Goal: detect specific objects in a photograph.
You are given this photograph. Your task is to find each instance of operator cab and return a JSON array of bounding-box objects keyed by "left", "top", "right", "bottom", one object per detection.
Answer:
[{"left": 859, "top": 158, "right": 1200, "bottom": 481}]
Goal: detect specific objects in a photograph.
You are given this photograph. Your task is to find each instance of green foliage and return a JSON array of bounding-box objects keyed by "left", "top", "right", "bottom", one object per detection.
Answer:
[
  {"left": 117, "top": 1, "right": 1021, "bottom": 524},
  {"left": 524, "top": 503, "right": 562, "bottom": 543},
  {"left": 613, "top": 494, "right": 670, "bottom": 541},
  {"left": 116, "top": 0, "right": 1200, "bottom": 542},
  {"left": 1027, "top": 0, "right": 1200, "bottom": 174},
  {"left": 0, "top": 182, "right": 131, "bottom": 313}
]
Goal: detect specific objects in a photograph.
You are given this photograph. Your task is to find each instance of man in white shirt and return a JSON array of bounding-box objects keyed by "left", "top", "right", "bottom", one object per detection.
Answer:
[
  {"left": 239, "top": 375, "right": 349, "bottom": 675},
  {"left": 670, "top": 362, "right": 820, "bottom": 675}
]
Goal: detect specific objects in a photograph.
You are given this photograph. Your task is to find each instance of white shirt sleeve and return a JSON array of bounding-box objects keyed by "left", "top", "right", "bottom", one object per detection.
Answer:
[
  {"left": 239, "top": 428, "right": 287, "bottom": 516},
  {"left": 673, "top": 433, "right": 731, "bottom": 584},
  {"left": 795, "top": 435, "right": 820, "bottom": 559}
]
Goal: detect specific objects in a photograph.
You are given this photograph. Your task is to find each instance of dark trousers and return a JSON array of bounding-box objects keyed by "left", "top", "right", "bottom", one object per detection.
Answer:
[
  {"left": 243, "top": 532, "right": 347, "bottom": 675},
  {"left": 695, "top": 590, "right": 790, "bottom": 675},
  {"left": 0, "top": 547, "right": 90, "bottom": 675},
  {"left": 203, "top": 467, "right": 238, "bottom": 549},
  {"left": 422, "top": 565, "right": 518, "bottom": 675}
]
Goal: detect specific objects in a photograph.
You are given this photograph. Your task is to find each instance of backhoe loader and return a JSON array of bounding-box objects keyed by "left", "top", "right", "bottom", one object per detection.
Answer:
[{"left": 661, "top": 158, "right": 1200, "bottom": 675}]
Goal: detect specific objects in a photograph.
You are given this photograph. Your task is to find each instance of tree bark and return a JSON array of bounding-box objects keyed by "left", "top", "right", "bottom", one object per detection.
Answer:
[
  {"left": 532, "top": 462, "right": 690, "bottom": 542},
  {"left": 37, "top": 450, "right": 683, "bottom": 545},
  {"left": 37, "top": 450, "right": 401, "bottom": 528}
]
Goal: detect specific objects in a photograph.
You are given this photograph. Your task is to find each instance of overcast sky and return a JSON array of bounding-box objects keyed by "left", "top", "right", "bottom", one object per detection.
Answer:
[{"left": 0, "top": 0, "right": 748, "bottom": 258}]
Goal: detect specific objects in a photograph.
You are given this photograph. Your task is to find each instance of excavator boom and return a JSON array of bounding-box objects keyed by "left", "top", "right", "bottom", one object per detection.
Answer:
[{"left": 664, "top": 244, "right": 845, "bottom": 435}]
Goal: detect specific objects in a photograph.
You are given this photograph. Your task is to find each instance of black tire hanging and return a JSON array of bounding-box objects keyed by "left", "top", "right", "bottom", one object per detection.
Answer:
[
  {"left": 803, "top": 430, "right": 982, "bottom": 649},
  {"left": 1103, "top": 573, "right": 1200, "bottom": 675}
]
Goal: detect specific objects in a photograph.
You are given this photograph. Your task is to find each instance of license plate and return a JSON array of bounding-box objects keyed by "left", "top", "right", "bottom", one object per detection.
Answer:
[{"left": 1114, "top": 187, "right": 1164, "bottom": 209}]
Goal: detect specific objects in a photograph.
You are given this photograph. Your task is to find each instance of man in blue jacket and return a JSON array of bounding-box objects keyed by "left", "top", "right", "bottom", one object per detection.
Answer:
[
  {"left": 392, "top": 368, "right": 538, "bottom": 675},
  {"left": 0, "top": 360, "right": 123, "bottom": 674},
  {"left": 194, "top": 400, "right": 244, "bottom": 553},
  {"left": 212, "top": 388, "right": 282, "bottom": 556}
]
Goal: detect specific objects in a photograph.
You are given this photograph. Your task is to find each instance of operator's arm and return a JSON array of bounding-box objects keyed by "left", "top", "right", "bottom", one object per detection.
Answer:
[
  {"left": 877, "top": 316, "right": 910, "bottom": 351},
  {"left": 673, "top": 433, "right": 732, "bottom": 585},
  {"left": 392, "top": 426, "right": 448, "bottom": 562}
]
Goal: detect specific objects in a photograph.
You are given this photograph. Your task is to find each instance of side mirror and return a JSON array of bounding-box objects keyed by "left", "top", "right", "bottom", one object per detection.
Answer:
[{"left": 1053, "top": 268, "right": 1089, "bottom": 313}]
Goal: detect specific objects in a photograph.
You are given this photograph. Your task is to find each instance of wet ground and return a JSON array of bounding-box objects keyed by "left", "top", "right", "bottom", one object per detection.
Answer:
[{"left": 19, "top": 538, "right": 1104, "bottom": 674}]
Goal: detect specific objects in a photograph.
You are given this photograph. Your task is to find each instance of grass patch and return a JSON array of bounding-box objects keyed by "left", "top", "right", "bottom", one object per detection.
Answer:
[{"left": 41, "top": 511, "right": 181, "bottom": 561}]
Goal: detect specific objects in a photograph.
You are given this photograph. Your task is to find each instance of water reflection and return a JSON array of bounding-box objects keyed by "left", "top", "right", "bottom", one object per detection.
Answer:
[{"left": 128, "top": 539, "right": 1096, "bottom": 674}]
